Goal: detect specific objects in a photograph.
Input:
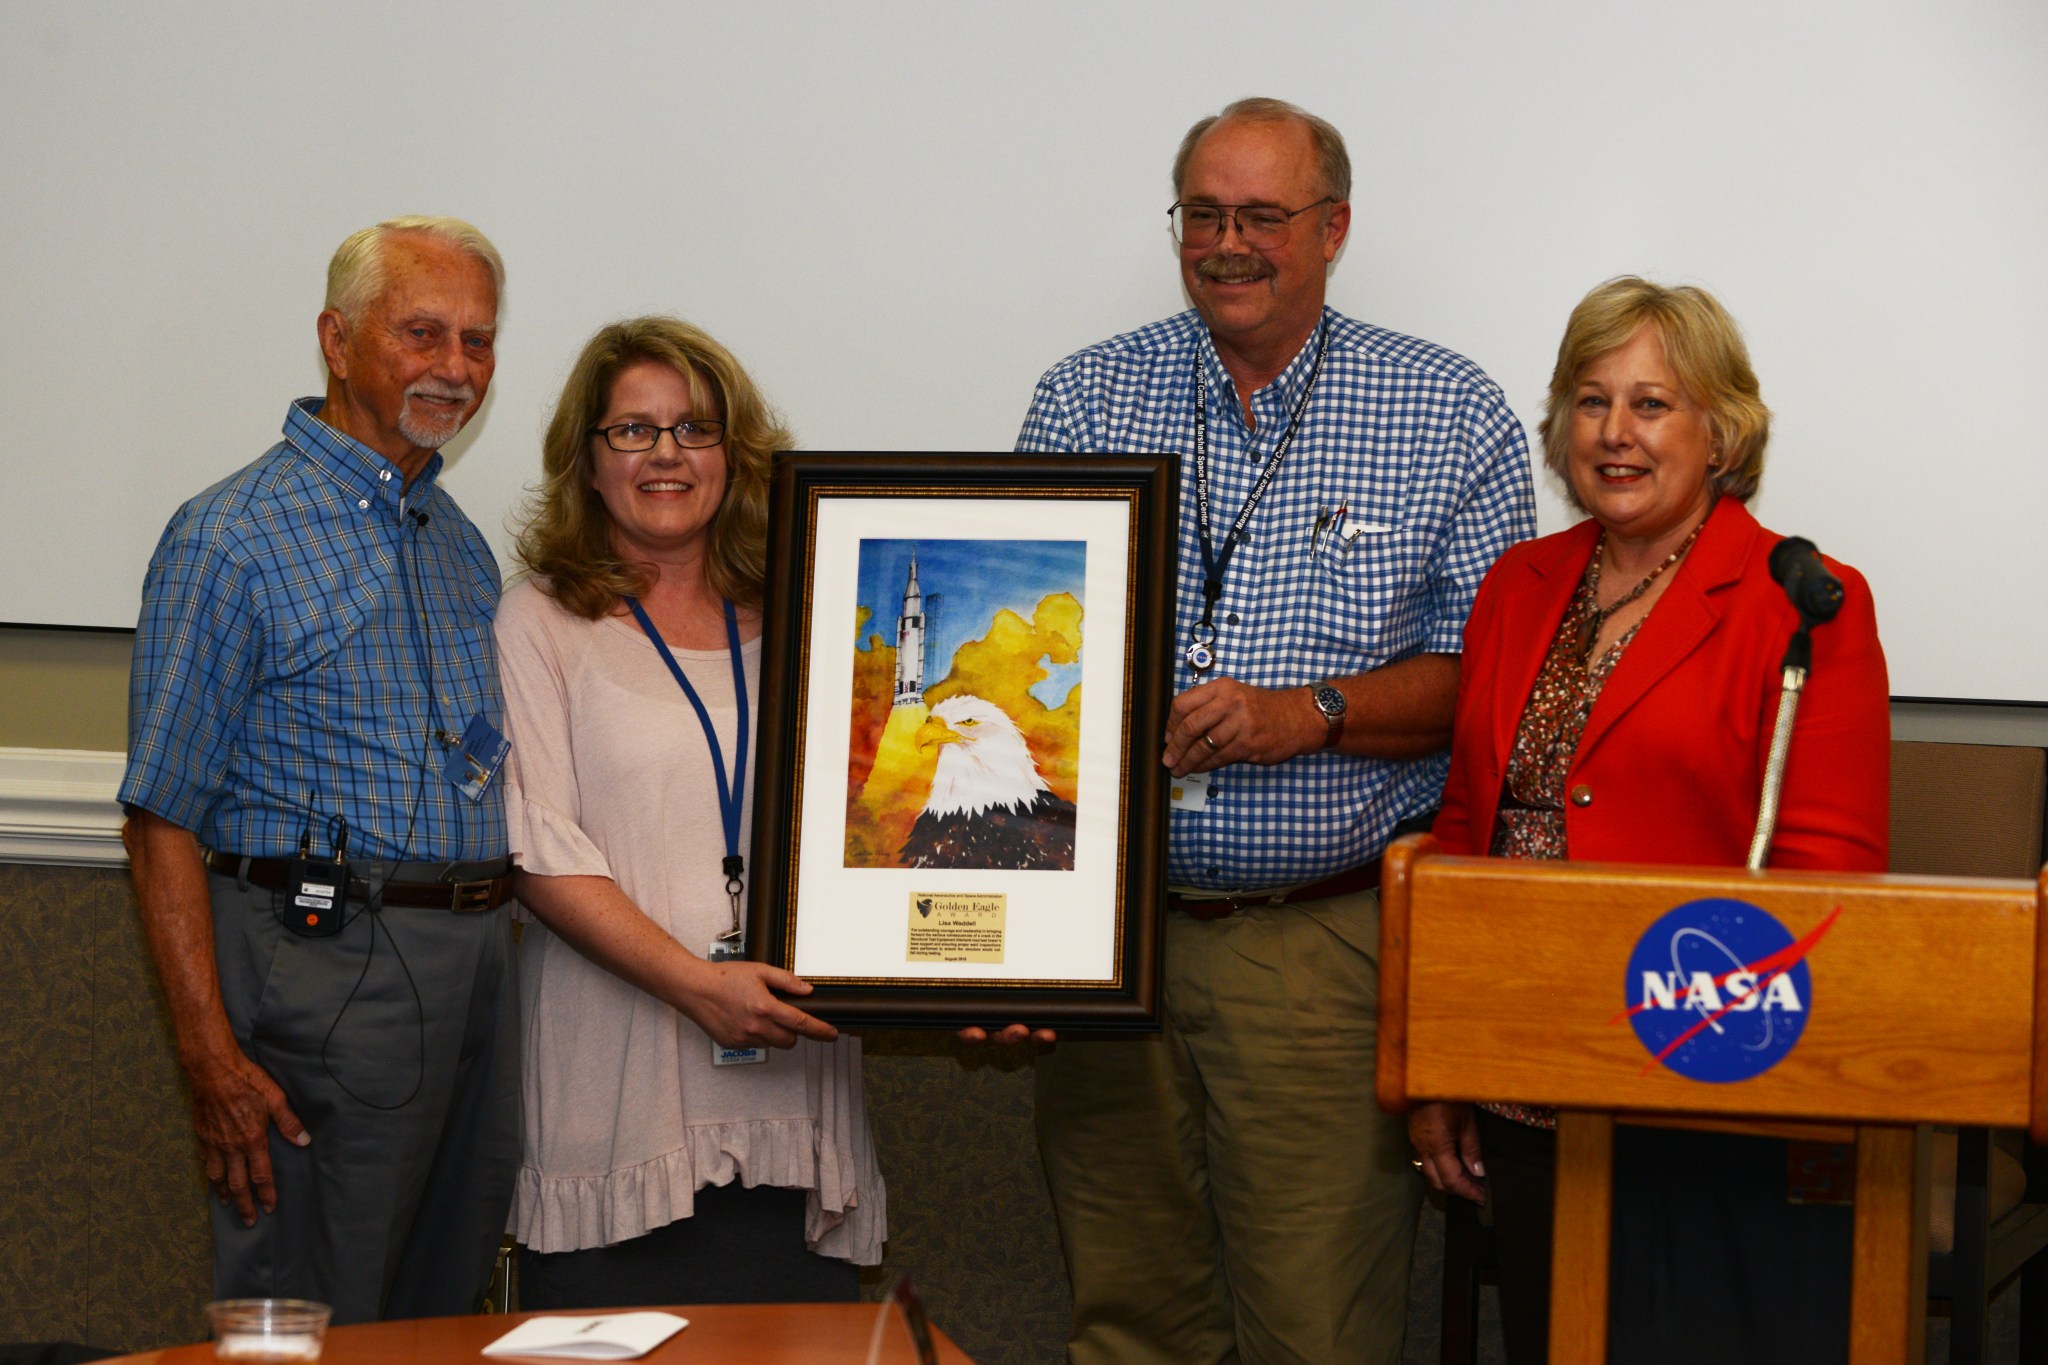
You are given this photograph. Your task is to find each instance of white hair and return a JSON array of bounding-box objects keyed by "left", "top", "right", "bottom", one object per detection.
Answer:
[{"left": 324, "top": 215, "right": 504, "bottom": 326}]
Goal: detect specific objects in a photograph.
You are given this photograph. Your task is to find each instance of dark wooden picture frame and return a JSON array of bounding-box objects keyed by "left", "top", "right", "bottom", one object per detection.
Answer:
[{"left": 748, "top": 453, "right": 1176, "bottom": 1029}]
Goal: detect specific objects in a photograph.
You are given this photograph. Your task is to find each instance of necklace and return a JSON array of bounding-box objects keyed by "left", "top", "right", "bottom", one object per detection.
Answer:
[{"left": 1573, "top": 517, "right": 1707, "bottom": 662}]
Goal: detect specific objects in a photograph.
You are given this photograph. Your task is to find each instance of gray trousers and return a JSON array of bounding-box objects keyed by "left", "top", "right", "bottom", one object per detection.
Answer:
[{"left": 206, "top": 867, "right": 519, "bottom": 1324}]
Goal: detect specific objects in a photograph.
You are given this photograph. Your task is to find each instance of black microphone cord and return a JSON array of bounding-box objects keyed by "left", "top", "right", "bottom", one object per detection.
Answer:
[{"left": 309, "top": 499, "right": 443, "bottom": 1111}]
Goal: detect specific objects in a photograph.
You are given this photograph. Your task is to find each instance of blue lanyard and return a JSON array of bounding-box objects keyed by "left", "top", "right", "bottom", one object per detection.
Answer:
[{"left": 625, "top": 595, "right": 750, "bottom": 939}]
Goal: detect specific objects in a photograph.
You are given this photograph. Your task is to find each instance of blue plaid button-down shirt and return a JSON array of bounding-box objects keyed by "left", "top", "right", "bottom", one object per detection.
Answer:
[
  {"left": 1017, "top": 307, "right": 1535, "bottom": 889},
  {"left": 120, "top": 399, "right": 508, "bottom": 862}
]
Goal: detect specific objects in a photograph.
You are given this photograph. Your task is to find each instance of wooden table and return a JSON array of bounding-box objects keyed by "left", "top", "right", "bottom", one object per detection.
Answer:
[{"left": 94, "top": 1303, "right": 976, "bottom": 1364}]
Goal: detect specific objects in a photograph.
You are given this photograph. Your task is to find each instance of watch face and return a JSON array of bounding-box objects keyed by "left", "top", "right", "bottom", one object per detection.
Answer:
[{"left": 1313, "top": 684, "right": 1347, "bottom": 719}]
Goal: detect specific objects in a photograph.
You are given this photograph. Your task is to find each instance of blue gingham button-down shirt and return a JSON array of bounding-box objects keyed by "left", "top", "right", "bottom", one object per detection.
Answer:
[
  {"left": 1017, "top": 307, "right": 1535, "bottom": 889},
  {"left": 120, "top": 399, "right": 508, "bottom": 862}
]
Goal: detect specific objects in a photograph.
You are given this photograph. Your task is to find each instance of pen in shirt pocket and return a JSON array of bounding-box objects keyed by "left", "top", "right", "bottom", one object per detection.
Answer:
[
  {"left": 1309, "top": 503, "right": 1341, "bottom": 555},
  {"left": 1311, "top": 502, "right": 1392, "bottom": 557}
]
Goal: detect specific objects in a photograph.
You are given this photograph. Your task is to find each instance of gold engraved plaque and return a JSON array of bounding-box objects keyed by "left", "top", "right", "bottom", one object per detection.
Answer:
[{"left": 906, "top": 892, "right": 1008, "bottom": 963}]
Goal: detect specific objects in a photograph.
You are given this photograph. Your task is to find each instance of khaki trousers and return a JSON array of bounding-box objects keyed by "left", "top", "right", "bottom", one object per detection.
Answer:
[{"left": 1035, "top": 888, "right": 1419, "bottom": 1365}]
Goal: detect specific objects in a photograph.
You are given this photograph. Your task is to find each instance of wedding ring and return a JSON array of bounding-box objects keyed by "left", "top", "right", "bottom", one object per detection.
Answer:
[{"left": 1202, "top": 733, "right": 1221, "bottom": 751}]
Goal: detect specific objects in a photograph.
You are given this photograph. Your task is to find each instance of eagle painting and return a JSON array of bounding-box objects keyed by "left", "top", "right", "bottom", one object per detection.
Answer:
[{"left": 899, "top": 695, "right": 1077, "bottom": 871}]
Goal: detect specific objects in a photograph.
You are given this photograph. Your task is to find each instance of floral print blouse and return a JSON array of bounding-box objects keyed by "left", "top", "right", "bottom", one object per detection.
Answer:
[{"left": 1481, "top": 552, "right": 1647, "bottom": 1131}]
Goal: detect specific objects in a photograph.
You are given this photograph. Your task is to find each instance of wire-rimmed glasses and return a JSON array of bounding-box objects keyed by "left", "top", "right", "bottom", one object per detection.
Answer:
[{"left": 1168, "top": 197, "right": 1336, "bottom": 249}]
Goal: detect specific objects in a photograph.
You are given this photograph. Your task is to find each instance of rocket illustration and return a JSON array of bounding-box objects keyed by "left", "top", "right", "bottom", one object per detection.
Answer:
[{"left": 893, "top": 554, "right": 924, "bottom": 707}]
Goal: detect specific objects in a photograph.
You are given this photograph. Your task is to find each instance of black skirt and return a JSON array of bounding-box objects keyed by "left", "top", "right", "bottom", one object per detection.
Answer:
[{"left": 1475, "top": 1109, "right": 1854, "bottom": 1365}]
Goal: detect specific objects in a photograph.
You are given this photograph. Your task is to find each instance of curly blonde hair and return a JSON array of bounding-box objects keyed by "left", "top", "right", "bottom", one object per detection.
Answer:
[{"left": 514, "top": 316, "right": 792, "bottom": 618}]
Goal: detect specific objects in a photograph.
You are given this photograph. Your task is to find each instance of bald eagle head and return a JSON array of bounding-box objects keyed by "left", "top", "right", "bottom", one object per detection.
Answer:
[{"left": 914, "top": 694, "right": 1052, "bottom": 819}]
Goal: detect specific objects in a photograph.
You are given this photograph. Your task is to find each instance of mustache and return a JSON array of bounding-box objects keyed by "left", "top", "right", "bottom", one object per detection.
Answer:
[
  {"left": 406, "top": 381, "right": 477, "bottom": 405},
  {"left": 1193, "top": 256, "right": 1273, "bottom": 285}
]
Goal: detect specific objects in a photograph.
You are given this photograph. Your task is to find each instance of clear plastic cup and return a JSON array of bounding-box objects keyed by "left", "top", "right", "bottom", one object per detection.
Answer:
[{"left": 206, "top": 1299, "right": 331, "bottom": 1361}]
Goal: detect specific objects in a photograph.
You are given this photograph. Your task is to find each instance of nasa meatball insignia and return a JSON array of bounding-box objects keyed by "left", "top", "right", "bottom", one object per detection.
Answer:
[{"left": 1614, "top": 897, "right": 1841, "bottom": 1083}]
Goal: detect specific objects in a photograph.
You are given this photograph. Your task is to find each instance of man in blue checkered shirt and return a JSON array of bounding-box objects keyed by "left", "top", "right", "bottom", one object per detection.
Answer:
[
  {"left": 119, "top": 218, "right": 519, "bottom": 1324},
  {"left": 1013, "top": 99, "right": 1536, "bottom": 1364}
]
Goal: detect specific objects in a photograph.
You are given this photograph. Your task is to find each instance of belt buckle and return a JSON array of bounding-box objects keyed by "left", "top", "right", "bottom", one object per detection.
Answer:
[
  {"left": 450, "top": 879, "right": 493, "bottom": 913},
  {"left": 1182, "top": 897, "right": 1235, "bottom": 921}
]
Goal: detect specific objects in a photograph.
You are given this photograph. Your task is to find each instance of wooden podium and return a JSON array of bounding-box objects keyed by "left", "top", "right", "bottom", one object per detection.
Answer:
[{"left": 1376, "top": 833, "right": 2048, "bottom": 1364}]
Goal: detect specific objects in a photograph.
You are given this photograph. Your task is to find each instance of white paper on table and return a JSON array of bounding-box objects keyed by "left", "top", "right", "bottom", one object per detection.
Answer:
[{"left": 480, "top": 1311, "right": 688, "bottom": 1359}]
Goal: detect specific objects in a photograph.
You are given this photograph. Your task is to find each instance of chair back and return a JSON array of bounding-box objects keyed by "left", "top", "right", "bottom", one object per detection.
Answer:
[{"left": 1890, "top": 740, "right": 2045, "bottom": 879}]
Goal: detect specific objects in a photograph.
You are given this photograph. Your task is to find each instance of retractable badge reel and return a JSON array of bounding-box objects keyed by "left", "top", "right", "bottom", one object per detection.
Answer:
[{"left": 708, "top": 856, "right": 766, "bottom": 1067}]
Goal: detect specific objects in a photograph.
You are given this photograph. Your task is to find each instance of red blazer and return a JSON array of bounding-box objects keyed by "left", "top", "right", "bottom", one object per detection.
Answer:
[{"left": 1434, "top": 497, "right": 1889, "bottom": 872}]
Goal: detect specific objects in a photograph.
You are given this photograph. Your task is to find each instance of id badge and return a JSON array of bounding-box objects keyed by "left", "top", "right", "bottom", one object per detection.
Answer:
[
  {"left": 707, "top": 938, "right": 767, "bottom": 1066},
  {"left": 1169, "top": 770, "right": 1211, "bottom": 812},
  {"left": 442, "top": 715, "right": 511, "bottom": 802}
]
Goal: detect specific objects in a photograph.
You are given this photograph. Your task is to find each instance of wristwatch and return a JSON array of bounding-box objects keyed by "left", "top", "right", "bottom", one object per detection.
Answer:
[{"left": 1309, "top": 681, "right": 1347, "bottom": 750}]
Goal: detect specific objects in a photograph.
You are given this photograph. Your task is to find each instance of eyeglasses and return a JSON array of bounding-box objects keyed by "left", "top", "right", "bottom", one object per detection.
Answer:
[
  {"left": 1168, "top": 198, "right": 1336, "bottom": 249},
  {"left": 588, "top": 420, "right": 726, "bottom": 452}
]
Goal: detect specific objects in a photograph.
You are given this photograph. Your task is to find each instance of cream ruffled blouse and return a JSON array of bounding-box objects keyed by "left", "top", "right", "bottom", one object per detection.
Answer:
[{"left": 496, "top": 577, "right": 884, "bottom": 1260}]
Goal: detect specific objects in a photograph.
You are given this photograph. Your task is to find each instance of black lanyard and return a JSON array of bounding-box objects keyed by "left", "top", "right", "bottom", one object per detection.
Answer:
[
  {"left": 1187, "top": 321, "right": 1328, "bottom": 671},
  {"left": 626, "top": 595, "right": 750, "bottom": 941}
]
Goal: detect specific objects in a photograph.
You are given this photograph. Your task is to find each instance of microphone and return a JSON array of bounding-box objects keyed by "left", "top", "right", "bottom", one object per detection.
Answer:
[
  {"left": 1750, "top": 535, "right": 1847, "bottom": 868},
  {"left": 1767, "top": 536, "right": 1843, "bottom": 623},
  {"left": 410, "top": 509, "right": 430, "bottom": 528}
]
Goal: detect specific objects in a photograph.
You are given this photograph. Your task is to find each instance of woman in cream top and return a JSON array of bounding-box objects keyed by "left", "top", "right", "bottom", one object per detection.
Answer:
[{"left": 499, "top": 316, "right": 882, "bottom": 1308}]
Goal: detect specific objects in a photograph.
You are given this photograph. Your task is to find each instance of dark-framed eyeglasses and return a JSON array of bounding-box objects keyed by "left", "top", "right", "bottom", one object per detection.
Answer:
[
  {"left": 1168, "top": 197, "right": 1336, "bottom": 249},
  {"left": 588, "top": 420, "right": 726, "bottom": 453}
]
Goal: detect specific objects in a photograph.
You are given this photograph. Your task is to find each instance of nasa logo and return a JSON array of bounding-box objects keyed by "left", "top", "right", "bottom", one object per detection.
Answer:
[{"left": 1615, "top": 897, "right": 1840, "bottom": 1083}]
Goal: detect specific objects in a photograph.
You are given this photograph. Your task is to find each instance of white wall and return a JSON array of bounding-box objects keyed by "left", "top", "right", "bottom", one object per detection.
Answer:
[{"left": 3, "top": 0, "right": 2042, "bottom": 700}]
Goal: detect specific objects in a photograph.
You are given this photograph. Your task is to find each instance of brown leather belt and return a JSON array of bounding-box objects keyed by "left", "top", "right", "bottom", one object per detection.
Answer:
[
  {"left": 204, "top": 849, "right": 515, "bottom": 912},
  {"left": 1167, "top": 857, "right": 1383, "bottom": 921}
]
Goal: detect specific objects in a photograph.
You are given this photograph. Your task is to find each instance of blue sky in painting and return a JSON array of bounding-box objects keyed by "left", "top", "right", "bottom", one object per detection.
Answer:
[{"left": 854, "top": 538, "right": 1086, "bottom": 708}]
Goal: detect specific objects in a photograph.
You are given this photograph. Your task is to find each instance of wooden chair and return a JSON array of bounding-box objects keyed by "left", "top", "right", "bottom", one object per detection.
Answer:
[
  {"left": 1893, "top": 742, "right": 2048, "bottom": 1362},
  {"left": 1381, "top": 833, "right": 2048, "bottom": 1364}
]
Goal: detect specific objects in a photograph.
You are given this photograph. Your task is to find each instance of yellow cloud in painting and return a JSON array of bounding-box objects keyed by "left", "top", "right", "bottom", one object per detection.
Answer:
[
  {"left": 843, "top": 605, "right": 914, "bottom": 867},
  {"left": 846, "top": 607, "right": 889, "bottom": 794},
  {"left": 846, "top": 702, "right": 935, "bottom": 869},
  {"left": 927, "top": 592, "right": 1082, "bottom": 804},
  {"left": 843, "top": 592, "right": 1084, "bottom": 868}
]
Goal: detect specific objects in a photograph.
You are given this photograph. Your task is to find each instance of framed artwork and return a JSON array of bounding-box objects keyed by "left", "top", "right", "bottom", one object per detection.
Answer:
[{"left": 748, "top": 453, "right": 1177, "bottom": 1029}]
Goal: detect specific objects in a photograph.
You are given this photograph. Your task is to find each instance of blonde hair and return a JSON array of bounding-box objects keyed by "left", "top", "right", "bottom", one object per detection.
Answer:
[
  {"left": 1172, "top": 97, "right": 1352, "bottom": 203},
  {"left": 325, "top": 216, "right": 505, "bottom": 326},
  {"left": 1542, "top": 276, "right": 1772, "bottom": 505},
  {"left": 514, "top": 316, "right": 792, "bottom": 619}
]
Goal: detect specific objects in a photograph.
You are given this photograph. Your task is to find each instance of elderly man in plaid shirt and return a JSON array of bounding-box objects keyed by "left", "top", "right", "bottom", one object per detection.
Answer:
[
  {"left": 120, "top": 217, "right": 518, "bottom": 1324},
  {"left": 1011, "top": 99, "right": 1536, "bottom": 1364}
]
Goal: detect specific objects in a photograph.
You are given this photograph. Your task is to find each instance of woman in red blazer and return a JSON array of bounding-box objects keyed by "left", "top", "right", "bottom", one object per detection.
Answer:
[
  {"left": 1435, "top": 498, "right": 1889, "bottom": 872},
  {"left": 1411, "top": 278, "right": 1889, "bottom": 1365}
]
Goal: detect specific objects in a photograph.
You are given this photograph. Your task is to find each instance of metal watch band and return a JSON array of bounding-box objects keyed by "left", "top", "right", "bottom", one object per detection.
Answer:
[{"left": 1311, "top": 682, "right": 1346, "bottom": 750}]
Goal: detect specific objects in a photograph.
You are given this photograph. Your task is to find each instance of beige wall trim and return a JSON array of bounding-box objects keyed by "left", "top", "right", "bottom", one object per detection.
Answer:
[{"left": 0, "top": 746, "right": 126, "bottom": 866}]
